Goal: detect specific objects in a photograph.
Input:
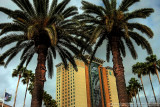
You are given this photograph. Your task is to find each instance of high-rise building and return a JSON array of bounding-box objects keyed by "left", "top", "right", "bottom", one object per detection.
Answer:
[
  {"left": 56, "top": 58, "right": 87, "bottom": 107},
  {"left": 56, "top": 56, "right": 119, "bottom": 107}
]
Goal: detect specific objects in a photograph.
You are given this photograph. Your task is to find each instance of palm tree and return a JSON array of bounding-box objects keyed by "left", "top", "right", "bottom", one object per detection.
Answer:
[
  {"left": 0, "top": 0, "right": 90, "bottom": 106},
  {"left": 128, "top": 78, "right": 142, "bottom": 107},
  {"left": 145, "top": 55, "right": 160, "bottom": 85},
  {"left": 12, "top": 66, "right": 27, "bottom": 107},
  {"left": 21, "top": 69, "right": 34, "bottom": 107},
  {"left": 132, "top": 62, "right": 149, "bottom": 105},
  {"left": 73, "top": 0, "right": 154, "bottom": 106}
]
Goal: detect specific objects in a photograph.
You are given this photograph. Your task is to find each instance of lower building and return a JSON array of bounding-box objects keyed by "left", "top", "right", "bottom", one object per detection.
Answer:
[{"left": 56, "top": 56, "right": 119, "bottom": 107}]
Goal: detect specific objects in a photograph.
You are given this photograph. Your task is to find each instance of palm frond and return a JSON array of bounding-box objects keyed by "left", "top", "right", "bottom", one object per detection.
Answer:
[
  {"left": 0, "top": 23, "right": 24, "bottom": 35},
  {"left": 119, "top": 0, "right": 140, "bottom": 12},
  {"left": 125, "top": 8, "right": 154, "bottom": 20},
  {"left": 47, "top": 48, "right": 54, "bottom": 78},
  {"left": 102, "top": 0, "right": 111, "bottom": 12},
  {"left": 129, "top": 31, "right": 153, "bottom": 55},
  {"left": 90, "top": 34, "right": 106, "bottom": 63},
  {"left": 128, "top": 23, "right": 153, "bottom": 38},
  {"left": 25, "top": 46, "right": 36, "bottom": 67},
  {"left": 82, "top": 1, "right": 105, "bottom": 17},
  {"left": 49, "top": 0, "right": 58, "bottom": 16},
  {"left": 0, "top": 7, "right": 13, "bottom": 16},
  {"left": 124, "top": 37, "right": 137, "bottom": 59},
  {"left": 0, "top": 34, "right": 27, "bottom": 48}
]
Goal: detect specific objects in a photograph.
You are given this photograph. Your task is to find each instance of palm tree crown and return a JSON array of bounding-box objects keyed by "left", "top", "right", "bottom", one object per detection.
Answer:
[
  {"left": 0, "top": 0, "right": 89, "bottom": 78},
  {"left": 0, "top": 0, "right": 91, "bottom": 106},
  {"left": 73, "top": 0, "right": 154, "bottom": 106},
  {"left": 74, "top": 0, "right": 154, "bottom": 61}
]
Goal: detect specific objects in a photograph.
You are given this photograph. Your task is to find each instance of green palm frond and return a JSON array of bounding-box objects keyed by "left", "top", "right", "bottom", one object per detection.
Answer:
[
  {"left": 82, "top": 1, "right": 105, "bottom": 17},
  {"left": 124, "top": 37, "right": 137, "bottom": 59},
  {"left": 25, "top": 47, "right": 36, "bottom": 67},
  {"left": 49, "top": 0, "right": 57, "bottom": 16},
  {"left": 128, "top": 23, "right": 153, "bottom": 38},
  {"left": 0, "top": 7, "right": 13, "bottom": 16},
  {"left": 0, "top": 23, "right": 24, "bottom": 35},
  {"left": 102, "top": 0, "right": 111, "bottom": 12},
  {"left": 119, "top": 39, "right": 126, "bottom": 57},
  {"left": 125, "top": 8, "right": 154, "bottom": 21},
  {"left": 53, "top": 0, "right": 70, "bottom": 15},
  {"left": 21, "top": 41, "right": 34, "bottom": 60},
  {"left": 62, "top": 6, "right": 78, "bottom": 18},
  {"left": 111, "top": 0, "right": 117, "bottom": 10},
  {"left": 90, "top": 35, "right": 106, "bottom": 63},
  {"left": 5, "top": 42, "right": 28, "bottom": 67},
  {"left": 119, "top": 0, "right": 140, "bottom": 12},
  {"left": 129, "top": 31, "right": 153, "bottom": 54},
  {"left": 11, "top": 0, "right": 35, "bottom": 17},
  {"left": 0, "top": 34, "right": 27, "bottom": 48},
  {"left": 47, "top": 48, "right": 54, "bottom": 78}
]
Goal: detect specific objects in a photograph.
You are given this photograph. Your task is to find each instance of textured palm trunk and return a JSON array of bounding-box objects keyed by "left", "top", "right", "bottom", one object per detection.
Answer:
[
  {"left": 148, "top": 73, "right": 157, "bottom": 103},
  {"left": 111, "top": 36, "right": 129, "bottom": 107},
  {"left": 137, "top": 91, "right": 142, "bottom": 107},
  {"left": 155, "top": 64, "right": 160, "bottom": 85},
  {"left": 23, "top": 79, "right": 29, "bottom": 107},
  {"left": 140, "top": 76, "right": 148, "bottom": 105},
  {"left": 134, "top": 92, "right": 138, "bottom": 107},
  {"left": 31, "top": 45, "right": 47, "bottom": 107},
  {"left": 13, "top": 74, "right": 21, "bottom": 107}
]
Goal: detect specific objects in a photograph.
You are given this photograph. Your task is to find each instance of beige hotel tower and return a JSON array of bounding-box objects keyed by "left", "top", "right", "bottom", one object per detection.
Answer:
[{"left": 56, "top": 56, "right": 119, "bottom": 107}]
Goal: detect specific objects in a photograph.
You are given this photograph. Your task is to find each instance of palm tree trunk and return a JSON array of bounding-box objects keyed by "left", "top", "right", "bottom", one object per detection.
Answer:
[
  {"left": 148, "top": 73, "right": 157, "bottom": 103},
  {"left": 134, "top": 92, "right": 138, "bottom": 107},
  {"left": 31, "top": 45, "right": 47, "bottom": 107},
  {"left": 131, "top": 97, "right": 134, "bottom": 107},
  {"left": 111, "top": 36, "right": 129, "bottom": 107},
  {"left": 137, "top": 91, "right": 142, "bottom": 107},
  {"left": 155, "top": 64, "right": 160, "bottom": 85},
  {"left": 13, "top": 74, "right": 21, "bottom": 107},
  {"left": 23, "top": 79, "right": 29, "bottom": 107},
  {"left": 140, "top": 76, "right": 148, "bottom": 105}
]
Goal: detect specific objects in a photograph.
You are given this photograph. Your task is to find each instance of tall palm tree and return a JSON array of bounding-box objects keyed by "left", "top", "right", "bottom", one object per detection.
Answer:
[
  {"left": 146, "top": 55, "right": 160, "bottom": 85},
  {"left": 74, "top": 0, "right": 154, "bottom": 106},
  {"left": 0, "top": 0, "right": 90, "bottom": 106},
  {"left": 132, "top": 62, "right": 149, "bottom": 105},
  {"left": 12, "top": 66, "right": 26, "bottom": 107},
  {"left": 21, "top": 69, "right": 34, "bottom": 107},
  {"left": 128, "top": 78, "right": 142, "bottom": 107}
]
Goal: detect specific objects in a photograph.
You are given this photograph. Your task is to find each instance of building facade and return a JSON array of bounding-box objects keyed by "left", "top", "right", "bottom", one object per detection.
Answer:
[{"left": 56, "top": 56, "right": 119, "bottom": 107}]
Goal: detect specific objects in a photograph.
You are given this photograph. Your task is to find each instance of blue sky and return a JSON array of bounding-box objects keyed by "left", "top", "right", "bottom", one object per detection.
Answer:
[{"left": 0, "top": 0, "right": 160, "bottom": 106}]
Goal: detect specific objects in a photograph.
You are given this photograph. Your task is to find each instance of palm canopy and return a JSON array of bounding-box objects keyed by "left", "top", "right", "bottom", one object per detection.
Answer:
[
  {"left": 128, "top": 78, "right": 142, "bottom": 95},
  {"left": 132, "top": 62, "right": 148, "bottom": 78},
  {"left": 145, "top": 55, "right": 160, "bottom": 74},
  {"left": 0, "top": 0, "right": 90, "bottom": 78},
  {"left": 21, "top": 70, "right": 34, "bottom": 84},
  {"left": 74, "top": 0, "right": 154, "bottom": 61}
]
